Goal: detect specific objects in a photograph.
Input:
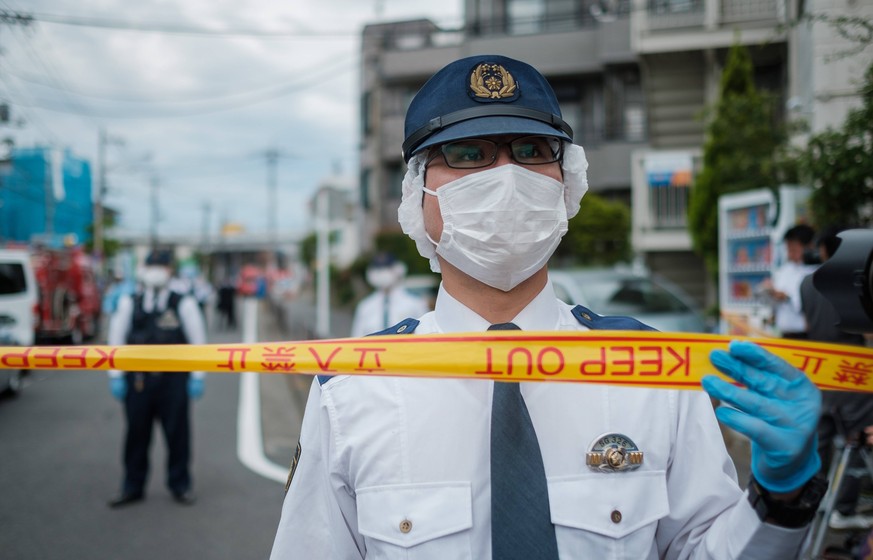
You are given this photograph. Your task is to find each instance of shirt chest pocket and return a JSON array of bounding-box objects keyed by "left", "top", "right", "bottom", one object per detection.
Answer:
[
  {"left": 548, "top": 470, "right": 669, "bottom": 559},
  {"left": 357, "top": 481, "right": 473, "bottom": 560}
]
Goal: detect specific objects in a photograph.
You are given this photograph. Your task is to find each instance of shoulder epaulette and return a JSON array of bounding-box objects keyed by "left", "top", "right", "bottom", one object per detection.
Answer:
[
  {"left": 317, "top": 318, "right": 421, "bottom": 386},
  {"left": 571, "top": 305, "right": 656, "bottom": 332}
]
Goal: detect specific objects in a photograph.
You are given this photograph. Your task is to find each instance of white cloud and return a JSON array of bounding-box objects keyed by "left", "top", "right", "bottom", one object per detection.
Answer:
[{"left": 1, "top": 0, "right": 462, "bottom": 238}]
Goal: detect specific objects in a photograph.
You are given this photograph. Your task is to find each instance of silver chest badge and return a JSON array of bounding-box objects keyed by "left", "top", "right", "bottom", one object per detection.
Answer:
[{"left": 586, "top": 433, "right": 643, "bottom": 472}]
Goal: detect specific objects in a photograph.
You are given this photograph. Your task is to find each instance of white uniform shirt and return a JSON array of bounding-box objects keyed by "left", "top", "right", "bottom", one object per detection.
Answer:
[
  {"left": 772, "top": 261, "right": 817, "bottom": 334},
  {"left": 350, "top": 285, "right": 430, "bottom": 337},
  {"left": 271, "top": 281, "right": 807, "bottom": 559},
  {"left": 106, "top": 286, "right": 207, "bottom": 380}
]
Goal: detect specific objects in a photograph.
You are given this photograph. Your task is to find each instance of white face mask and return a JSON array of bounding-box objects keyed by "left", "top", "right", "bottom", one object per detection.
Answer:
[
  {"left": 366, "top": 267, "right": 399, "bottom": 290},
  {"left": 423, "top": 164, "right": 568, "bottom": 291},
  {"left": 141, "top": 266, "right": 170, "bottom": 288}
]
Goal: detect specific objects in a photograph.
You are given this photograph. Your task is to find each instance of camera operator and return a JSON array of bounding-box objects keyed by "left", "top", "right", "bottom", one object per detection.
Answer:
[{"left": 802, "top": 226, "right": 873, "bottom": 531}]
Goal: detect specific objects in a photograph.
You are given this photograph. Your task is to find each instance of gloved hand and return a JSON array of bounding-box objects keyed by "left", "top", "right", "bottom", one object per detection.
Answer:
[
  {"left": 109, "top": 377, "right": 127, "bottom": 401},
  {"left": 701, "top": 340, "right": 821, "bottom": 494},
  {"left": 188, "top": 377, "right": 205, "bottom": 400}
]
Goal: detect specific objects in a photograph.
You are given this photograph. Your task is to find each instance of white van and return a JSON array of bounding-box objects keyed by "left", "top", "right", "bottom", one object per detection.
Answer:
[{"left": 0, "top": 248, "right": 38, "bottom": 395}]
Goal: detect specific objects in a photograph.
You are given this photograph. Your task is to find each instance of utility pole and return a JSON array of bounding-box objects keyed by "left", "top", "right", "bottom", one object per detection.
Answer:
[
  {"left": 265, "top": 147, "right": 278, "bottom": 244},
  {"left": 94, "top": 128, "right": 107, "bottom": 259},
  {"left": 43, "top": 152, "right": 54, "bottom": 236},
  {"left": 315, "top": 187, "right": 331, "bottom": 338},
  {"left": 201, "top": 201, "right": 212, "bottom": 246},
  {"left": 149, "top": 174, "right": 160, "bottom": 249},
  {"left": 255, "top": 146, "right": 295, "bottom": 250},
  {"left": 94, "top": 128, "right": 123, "bottom": 268}
]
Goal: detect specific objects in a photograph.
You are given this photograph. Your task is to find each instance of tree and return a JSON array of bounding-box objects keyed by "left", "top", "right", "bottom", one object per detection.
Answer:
[
  {"left": 798, "top": 61, "right": 873, "bottom": 227},
  {"left": 688, "top": 43, "right": 788, "bottom": 276},
  {"left": 553, "top": 192, "right": 630, "bottom": 266}
]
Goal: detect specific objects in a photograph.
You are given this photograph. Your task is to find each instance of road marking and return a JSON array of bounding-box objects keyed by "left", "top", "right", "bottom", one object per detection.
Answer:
[{"left": 237, "top": 298, "right": 286, "bottom": 483}]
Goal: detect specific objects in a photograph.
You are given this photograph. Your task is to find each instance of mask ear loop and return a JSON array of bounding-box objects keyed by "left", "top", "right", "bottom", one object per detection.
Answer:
[{"left": 420, "top": 184, "right": 440, "bottom": 247}]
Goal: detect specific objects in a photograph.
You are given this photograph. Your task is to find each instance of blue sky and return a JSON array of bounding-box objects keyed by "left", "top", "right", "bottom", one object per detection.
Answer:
[{"left": 0, "top": 0, "right": 462, "bottom": 239}]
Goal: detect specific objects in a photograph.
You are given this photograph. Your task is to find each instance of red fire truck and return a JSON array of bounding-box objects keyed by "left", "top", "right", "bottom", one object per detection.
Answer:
[{"left": 30, "top": 246, "right": 101, "bottom": 344}]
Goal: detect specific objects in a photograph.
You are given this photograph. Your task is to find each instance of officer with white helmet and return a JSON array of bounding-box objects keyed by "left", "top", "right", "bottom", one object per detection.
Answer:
[{"left": 271, "top": 55, "right": 825, "bottom": 559}]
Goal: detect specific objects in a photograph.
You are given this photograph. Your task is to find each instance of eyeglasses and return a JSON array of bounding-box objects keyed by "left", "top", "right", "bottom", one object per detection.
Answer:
[{"left": 426, "top": 135, "right": 564, "bottom": 170}]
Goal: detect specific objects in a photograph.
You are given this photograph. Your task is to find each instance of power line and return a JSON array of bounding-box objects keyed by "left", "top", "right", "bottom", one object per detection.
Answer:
[
  {"left": 26, "top": 10, "right": 359, "bottom": 38},
  {"left": 3, "top": 52, "right": 356, "bottom": 105},
  {"left": 7, "top": 23, "right": 101, "bottom": 129},
  {"left": 2, "top": 55, "right": 358, "bottom": 118}
]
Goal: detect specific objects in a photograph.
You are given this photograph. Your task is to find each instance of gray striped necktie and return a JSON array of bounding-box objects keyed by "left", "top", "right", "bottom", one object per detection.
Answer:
[{"left": 488, "top": 322, "right": 559, "bottom": 559}]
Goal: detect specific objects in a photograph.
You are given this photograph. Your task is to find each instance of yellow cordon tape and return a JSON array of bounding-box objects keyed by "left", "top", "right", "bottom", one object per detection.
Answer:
[{"left": 1, "top": 332, "right": 873, "bottom": 392}]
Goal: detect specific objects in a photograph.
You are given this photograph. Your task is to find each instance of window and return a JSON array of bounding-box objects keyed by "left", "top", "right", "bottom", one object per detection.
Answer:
[
  {"left": 552, "top": 79, "right": 604, "bottom": 144},
  {"left": 604, "top": 68, "right": 645, "bottom": 141},
  {"left": 386, "top": 164, "right": 403, "bottom": 200},
  {"left": 382, "top": 85, "right": 419, "bottom": 117},
  {"left": 0, "top": 263, "right": 26, "bottom": 295},
  {"left": 507, "top": 0, "right": 546, "bottom": 34},
  {"left": 360, "top": 169, "right": 371, "bottom": 211},
  {"left": 360, "top": 92, "right": 372, "bottom": 136}
]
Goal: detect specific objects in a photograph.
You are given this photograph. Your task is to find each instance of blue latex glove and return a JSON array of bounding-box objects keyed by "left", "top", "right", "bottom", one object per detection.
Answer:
[
  {"left": 188, "top": 377, "right": 205, "bottom": 400},
  {"left": 701, "top": 340, "right": 821, "bottom": 494},
  {"left": 109, "top": 377, "right": 127, "bottom": 401}
]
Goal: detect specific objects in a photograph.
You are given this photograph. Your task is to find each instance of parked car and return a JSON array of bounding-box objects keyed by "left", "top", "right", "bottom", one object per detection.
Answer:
[
  {"left": 549, "top": 266, "right": 708, "bottom": 333},
  {"left": 0, "top": 248, "right": 38, "bottom": 396}
]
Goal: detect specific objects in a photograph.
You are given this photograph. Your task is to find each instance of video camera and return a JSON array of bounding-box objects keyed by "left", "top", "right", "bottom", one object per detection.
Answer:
[{"left": 813, "top": 229, "right": 873, "bottom": 333}]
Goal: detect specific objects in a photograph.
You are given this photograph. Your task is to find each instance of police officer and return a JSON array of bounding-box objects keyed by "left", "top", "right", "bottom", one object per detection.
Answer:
[
  {"left": 106, "top": 249, "right": 207, "bottom": 507},
  {"left": 350, "top": 251, "right": 430, "bottom": 337},
  {"left": 271, "top": 55, "right": 825, "bottom": 559}
]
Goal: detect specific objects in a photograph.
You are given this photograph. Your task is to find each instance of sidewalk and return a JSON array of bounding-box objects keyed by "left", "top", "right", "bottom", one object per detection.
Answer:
[{"left": 256, "top": 294, "right": 354, "bottom": 467}]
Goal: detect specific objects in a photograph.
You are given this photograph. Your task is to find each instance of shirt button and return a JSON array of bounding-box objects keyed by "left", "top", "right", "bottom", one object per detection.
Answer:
[
  {"left": 611, "top": 510, "right": 622, "bottom": 524},
  {"left": 399, "top": 519, "right": 413, "bottom": 533}
]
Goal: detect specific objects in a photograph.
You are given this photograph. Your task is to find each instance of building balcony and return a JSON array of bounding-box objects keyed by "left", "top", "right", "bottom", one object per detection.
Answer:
[{"left": 632, "top": 0, "right": 785, "bottom": 54}]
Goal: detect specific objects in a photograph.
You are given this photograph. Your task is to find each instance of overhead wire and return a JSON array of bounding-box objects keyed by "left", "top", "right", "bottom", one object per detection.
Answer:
[
  {"left": 2, "top": 51, "right": 357, "bottom": 107},
  {"left": 2, "top": 52, "right": 359, "bottom": 118},
  {"left": 7, "top": 21, "right": 102, "bottom": 129},
  {"left": 28, "top": 11, "right": 360, "bottom": 38}
]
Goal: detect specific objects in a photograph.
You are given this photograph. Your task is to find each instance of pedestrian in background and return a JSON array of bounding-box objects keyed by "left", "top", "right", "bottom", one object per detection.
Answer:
[
  {"left": 271, "top": 54, "right": 825, "bottom": 559},
  {"left": 760, "top": 224, "right": 818, "bottom": 339},
  {"left": 106, "top": 249, "right": 207, "bottom": 508},
  {"left": 802, "top": 226, "right": 873, "bottom": 531},
  {"left": 216, "top": 277, "right": 237, "bottom": 330},
  {"left": 349, "top": 251, "right": 429, "bottom": 337}
]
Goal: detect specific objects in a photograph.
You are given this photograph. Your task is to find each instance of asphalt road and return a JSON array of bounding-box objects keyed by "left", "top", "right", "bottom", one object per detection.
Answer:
[{"left": 0, "top": 301, "right": 299, "bottom": 560}]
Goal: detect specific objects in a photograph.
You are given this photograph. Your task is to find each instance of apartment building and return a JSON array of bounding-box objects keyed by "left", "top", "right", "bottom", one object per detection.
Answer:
[{"left": 358, "top": 0, "right": 871, "bottom": 307}]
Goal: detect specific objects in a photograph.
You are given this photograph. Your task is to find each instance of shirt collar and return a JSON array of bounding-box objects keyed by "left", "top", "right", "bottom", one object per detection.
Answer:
[{"left": 432, "top": 279, "right": 562, "bottom": 333}]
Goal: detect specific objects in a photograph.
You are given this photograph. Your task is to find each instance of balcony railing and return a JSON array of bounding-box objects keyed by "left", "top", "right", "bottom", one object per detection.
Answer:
[
  {"left": 646, "top": 0, "right": 704, "bottom": 30},
  {"left": 649, "top": 184, "right": 689, "bottom": 229},
  {"left": 721, "top": 0, "right": 778, "bottom": 24},
  {"left": 468, "top": 1, "right": 631, "bottom": 37},
  {"left": 645, "top": 0, "right": 779, "bottom": 31}
]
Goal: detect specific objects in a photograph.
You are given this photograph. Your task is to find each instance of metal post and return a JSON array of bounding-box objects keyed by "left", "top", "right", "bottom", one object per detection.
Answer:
[
  {"left": 315, "top": 188, "right": 330, "bottom": 338},
  {"left": 266, "top": 148, "right": 278, "bottom": 245},
  {"left": 149, "top": 174, "right": 159, "bottom": 248},
  {"left": 94, "top": 128, "right": 106, "bottom": 259}
]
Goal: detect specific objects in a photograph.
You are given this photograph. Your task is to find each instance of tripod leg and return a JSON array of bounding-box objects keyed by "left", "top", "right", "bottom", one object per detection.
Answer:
[{"left": 807, "top": 441, "right": 853, "bottom": 559}]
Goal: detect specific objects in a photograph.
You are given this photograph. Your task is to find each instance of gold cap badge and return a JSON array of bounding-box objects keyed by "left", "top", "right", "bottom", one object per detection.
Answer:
[
  {"left": 586, "top": 433, "right": 644, "bottom": 472},
  {"left": 469, "top": 63, "right": 517, "bottom": 100}
]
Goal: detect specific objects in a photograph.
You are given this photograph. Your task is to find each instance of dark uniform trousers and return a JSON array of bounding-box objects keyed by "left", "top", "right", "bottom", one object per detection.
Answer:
[
  {"left": 122, "top": 291, "right": 192, "bottom": 496},
  {"left": 123, "top": 371, "right": 191, "bottom": 495}
]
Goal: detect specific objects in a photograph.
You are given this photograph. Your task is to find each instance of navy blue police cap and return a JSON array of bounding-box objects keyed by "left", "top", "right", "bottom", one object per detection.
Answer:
[
  {"left": 369, "top": 251, "right": 398, "bottom": 268},
  {"left": 145, "top": 249, "right": 173, "bottom": 267},
  {"left": 402, "top": 54, "right": 573, "bottom": 162}
]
